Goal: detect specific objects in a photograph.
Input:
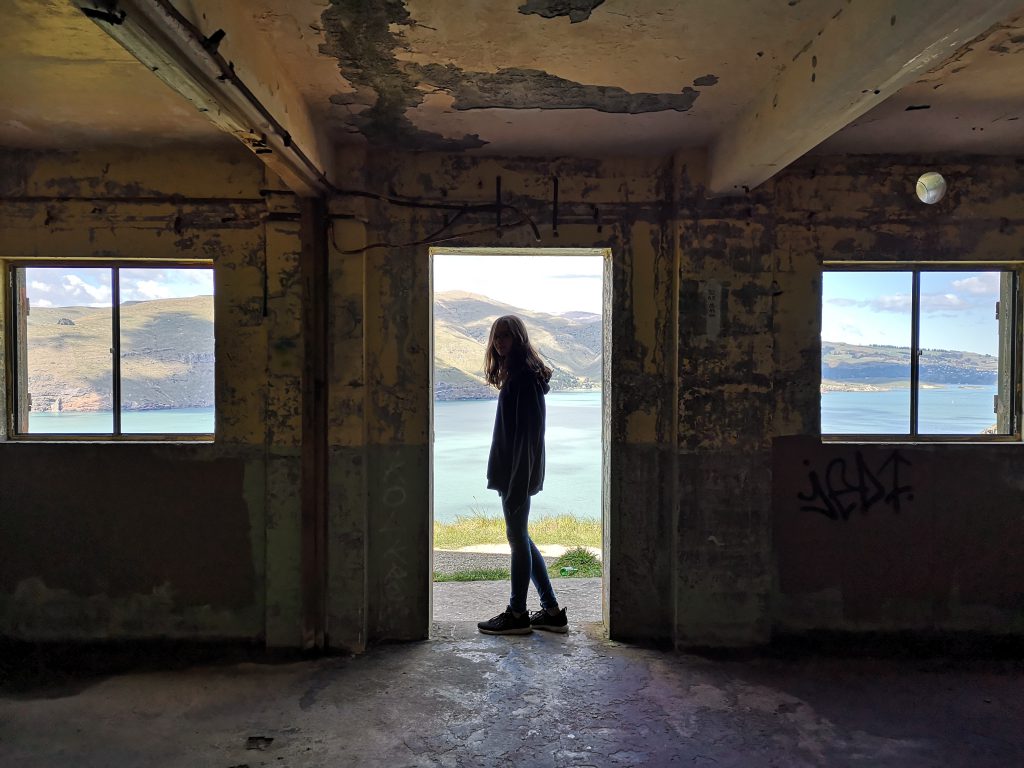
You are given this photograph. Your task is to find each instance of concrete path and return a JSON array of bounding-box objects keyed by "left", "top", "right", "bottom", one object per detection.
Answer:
[{"left": 433, "top": 547, "right": 603, "bottom": 624}]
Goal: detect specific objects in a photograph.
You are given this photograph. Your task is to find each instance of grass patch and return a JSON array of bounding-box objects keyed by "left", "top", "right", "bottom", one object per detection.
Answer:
[
  {"left": 551, "top": 547, "right": 602, "bottom": 578},
  {"left": 433, "top": 568, "right": 510, "bottom": 583},
  {"left": 434, "top": 511, "right": 600, "bottom": 550}
]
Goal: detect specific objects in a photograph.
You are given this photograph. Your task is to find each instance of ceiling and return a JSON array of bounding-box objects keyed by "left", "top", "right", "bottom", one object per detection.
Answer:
[{"left": 1, "top": 1, "right": 1022, "bottom": 167}]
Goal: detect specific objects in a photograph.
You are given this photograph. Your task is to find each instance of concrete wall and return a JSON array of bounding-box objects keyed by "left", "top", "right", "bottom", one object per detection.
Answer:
[
  {"left": 770, "top": 156, "right": 1024, "bottom": 636},
  {"left": 1, "top": 144, "right": 1021, "bottom": 649},
  {"left": 325, "top": 152, "right": 682, "bottom": 646},
  {"left": 0, "top": 144, "right": 307, "bottom": 644}
]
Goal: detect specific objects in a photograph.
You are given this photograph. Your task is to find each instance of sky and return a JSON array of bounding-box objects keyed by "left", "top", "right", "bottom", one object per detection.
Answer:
[
  {"left": 25, "top": 266, "right": 213, "bottom": 308},
  {"left": 433, "top": 254, "right": 604, "bottom": 315},
  {"left": 822, "top": 270, "right": 1002, "bottom": 356}
]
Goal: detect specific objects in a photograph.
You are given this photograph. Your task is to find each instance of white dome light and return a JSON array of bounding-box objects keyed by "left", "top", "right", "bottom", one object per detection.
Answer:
[{"left": 916, "top": 172, "right": 947, "bottom": 204}]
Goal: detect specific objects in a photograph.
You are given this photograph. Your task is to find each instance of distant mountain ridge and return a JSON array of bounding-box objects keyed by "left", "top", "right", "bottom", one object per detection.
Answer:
[
  {"left": 822, "top": 340, "right": 997, "bottom": 390},
  {"left": 434, "top": 291, "right": 601, "bottom": 400}
]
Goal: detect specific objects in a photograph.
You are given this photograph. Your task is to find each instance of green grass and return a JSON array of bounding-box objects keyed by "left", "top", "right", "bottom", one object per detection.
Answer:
[
  {"left": 434, "top": 510, "right": 601, "bottom": 550},
  {"left": 433, "top": 568, "right": 510, "bottom": 583},
  {"left": 551, "top": 547, "right": 602, "bottom": 578}
]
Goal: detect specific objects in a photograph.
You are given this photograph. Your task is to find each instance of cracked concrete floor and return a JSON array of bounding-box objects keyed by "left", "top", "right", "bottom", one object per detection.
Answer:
[{"left": 2, "top": 625, "right": 1023, "bottom": 767}]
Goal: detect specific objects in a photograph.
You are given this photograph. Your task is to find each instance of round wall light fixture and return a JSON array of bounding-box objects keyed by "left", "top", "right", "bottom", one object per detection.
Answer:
[{"left": 916, "top": 171, "right": 947, "bottom": 204}]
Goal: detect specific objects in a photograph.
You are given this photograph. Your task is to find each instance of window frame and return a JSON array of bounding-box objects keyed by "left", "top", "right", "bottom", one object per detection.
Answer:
[
  {"left": 821, "top": 261, "right": 1022, "bottom": 443},
  {"left": 3, "top": 258, "right": 216, "bottom": 442}
]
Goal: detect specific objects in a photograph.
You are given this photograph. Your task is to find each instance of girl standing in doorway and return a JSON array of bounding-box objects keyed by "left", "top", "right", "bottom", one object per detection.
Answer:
[{"left": 477, "top": 315, "right": 569, "bottom": 635}]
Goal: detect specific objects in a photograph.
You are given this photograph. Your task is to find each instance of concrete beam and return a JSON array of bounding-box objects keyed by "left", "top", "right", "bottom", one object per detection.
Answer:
[
  {"left": 707, "top": 0, "right": 1023, "bottom": 195},
  {"left": 73, "top": 0, "right": 333, "bottom": 196}
]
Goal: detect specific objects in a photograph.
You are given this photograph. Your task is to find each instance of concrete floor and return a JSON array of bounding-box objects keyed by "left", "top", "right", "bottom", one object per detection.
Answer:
[{"left": 2, "top": 626, "right": 1023, "bottom": 767}]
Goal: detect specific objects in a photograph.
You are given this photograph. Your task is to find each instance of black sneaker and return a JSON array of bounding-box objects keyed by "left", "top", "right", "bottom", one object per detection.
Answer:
[
  {"left": 529, "top": 607, "right": 568, "bottom": 634},
  {"left": 477, "top": 608, "right": 532, "bottom": 635}
]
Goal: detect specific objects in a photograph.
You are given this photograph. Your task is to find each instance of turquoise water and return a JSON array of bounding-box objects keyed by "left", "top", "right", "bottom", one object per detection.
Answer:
[
  {"left": 28, "top": 408, "right": 214, "bottom": 435},
  {"left": 434, "top": 391, "right": 602, "bottom": 523}
]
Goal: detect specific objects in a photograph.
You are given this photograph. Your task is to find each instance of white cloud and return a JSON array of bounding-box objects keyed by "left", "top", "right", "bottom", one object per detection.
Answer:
[
  {"left": 29, "top": 280, "right": 52, "bottom": 293},
  {"left": 63, "top": 274, "right": 111, "bottom": 303},
  {"left": 871, "top": 293, "right": 912, "bottom": 312},
  {"left": 35, "top": 298, "right": 53, "bottom": 308},
  {"left": 952, "top": 273, "right": 1000, "bottom": 296},
  {"left": 126, "top": 279, "right": 174, "bottom": 300},
  {"left": 920, "top": 292, "right": 969, "bottom": 311}
]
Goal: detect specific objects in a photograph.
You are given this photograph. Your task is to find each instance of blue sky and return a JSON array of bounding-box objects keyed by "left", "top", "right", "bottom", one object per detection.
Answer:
[
  {"left": 25, "top": 266, "right": 213, "bottom": 308},
  {"left": 433, "top": 254, "right": 604, "bottom": 315},
  {"left": 822, "top": 270, "right": 1001, "bottom": 356}
]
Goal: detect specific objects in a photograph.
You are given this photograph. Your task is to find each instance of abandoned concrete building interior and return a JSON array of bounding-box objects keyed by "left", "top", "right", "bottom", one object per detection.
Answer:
[{"left": 2, "top": 0, "right": 1024, "bottom": 765}]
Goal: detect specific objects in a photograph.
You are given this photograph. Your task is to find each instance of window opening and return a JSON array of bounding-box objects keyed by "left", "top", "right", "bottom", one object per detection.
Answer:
[
  {"left": 7, "top": 262, "right": 215, "bottom": 438},
  {"left": 822, "top": 266, "right": 1019, "bottom": 439}
]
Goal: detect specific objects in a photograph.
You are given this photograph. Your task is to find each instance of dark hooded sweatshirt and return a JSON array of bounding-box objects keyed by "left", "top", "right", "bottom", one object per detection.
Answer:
[{"left": 486, "top": 365, "right": 550, "bottom": 512}]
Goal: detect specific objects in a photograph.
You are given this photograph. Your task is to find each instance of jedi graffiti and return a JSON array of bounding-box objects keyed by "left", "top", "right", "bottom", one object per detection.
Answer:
[{"left": 798, "top": 450, "right": 913, "bottom": 521}]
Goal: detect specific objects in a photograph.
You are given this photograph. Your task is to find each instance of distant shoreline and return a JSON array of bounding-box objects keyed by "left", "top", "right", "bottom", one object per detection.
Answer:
[
  {"left": 821, "top": 381, "right": 991, "bottom": 393},
  {"left": 435, "top": 387, "right": 602, "bottom": 403}
]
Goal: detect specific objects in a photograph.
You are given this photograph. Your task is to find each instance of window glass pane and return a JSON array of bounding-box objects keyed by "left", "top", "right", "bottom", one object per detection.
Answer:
[
  {"left": 918, "top": 271, "right": 1002, "bottom": 435},
  {"left": 821, "top": 271, "right": 913, "bottom": 434},
  {"left": 119, "top": 267, "right": 215, "bottom": 434},
  {"left": 23, "top": 267, "right": 113, "bottom": 434}
]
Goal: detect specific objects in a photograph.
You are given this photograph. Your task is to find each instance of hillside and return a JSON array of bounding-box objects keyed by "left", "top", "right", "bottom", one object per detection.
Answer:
[
  {"left": 822, "top": 340, "right": 997, "bottom": 390},
  {"left": 25, "top": 300, "right": 995, "bottom": 410},
  {"left": 25, "top": 295, "right": 214, "bottom": 412},
  {"left": 22, "top": 291, "right": 602, "bottom": 410},
  {"left": 434, "top": 291, "right": 601, "bottom": 400}
]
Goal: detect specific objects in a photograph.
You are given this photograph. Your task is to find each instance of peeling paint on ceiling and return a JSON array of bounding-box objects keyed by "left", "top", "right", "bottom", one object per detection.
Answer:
[
  {"left": 320, "top": 0, "right": 708, "bottom": 150},
  {"left": 517, "top": 0, "right": 606, "bottom": 24},
  {"left": 319, "top": 0, "right": 486, "bottom": 150},
  {"left": 2, "top": 0, "right": 1021, "bottom": 158},
  {"left": 410, "top": 64, "right": 700, "bottom": 113}
]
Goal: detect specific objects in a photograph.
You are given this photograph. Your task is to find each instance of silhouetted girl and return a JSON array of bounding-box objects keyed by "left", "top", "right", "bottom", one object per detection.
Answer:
[{"left": 477, "top": 315, "right": 568, "bottom": 635}]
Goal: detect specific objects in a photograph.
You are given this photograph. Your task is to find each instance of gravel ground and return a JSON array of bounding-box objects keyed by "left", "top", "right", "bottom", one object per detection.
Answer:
[
  {"left": 434, "top": 578, "right": 602, "bottom": 622},
  {"left": 432, "top": 549, "right": 558, "bottom": 575}
]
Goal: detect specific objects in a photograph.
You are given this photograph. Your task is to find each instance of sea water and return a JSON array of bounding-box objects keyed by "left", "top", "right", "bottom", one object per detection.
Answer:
[
  {"left": 821, "top": 386, "right": 999, "bottom": 434},
  {"left": 434, "top": 391, "right": 602, "bottom": 523},
  {"left": 28, "top": 408, "right": 214, "bottom": 435}
]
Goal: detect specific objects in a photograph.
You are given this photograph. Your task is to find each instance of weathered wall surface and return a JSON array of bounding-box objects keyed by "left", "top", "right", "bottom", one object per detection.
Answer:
[
  {"left": 0, "top": 145, "right": 305, "bottom": 642},
  {"left": 675, "top": 162, "right": 777, "bottom": 645},
  {"left": 770, "top": 156, "right": 1024, "bottom": 635},
  {"left": 329, "top": 151, "right": 1024, "bottom": 648},
  {"left": 774, "top": 439, "right": 1024, "bottom": 632},
  {"left": 328, "top": 151, "right": 682, "bottom": 644},
  {"left": 1, "top": 143, "right": 1020, "bottom": 649}
]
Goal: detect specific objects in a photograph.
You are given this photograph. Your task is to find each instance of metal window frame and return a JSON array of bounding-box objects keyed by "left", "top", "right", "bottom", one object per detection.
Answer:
[
  {"left": 3, "top": 258, "right": 215, "bottom": 442},
  {"left": 821, "top": 262, "right": 1022, "bottom": 443}
]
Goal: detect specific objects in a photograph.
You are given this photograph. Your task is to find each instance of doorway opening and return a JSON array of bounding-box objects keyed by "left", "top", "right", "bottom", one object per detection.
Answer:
[{"left": 429, "top": 248, "right": 610, "bottom": 629}]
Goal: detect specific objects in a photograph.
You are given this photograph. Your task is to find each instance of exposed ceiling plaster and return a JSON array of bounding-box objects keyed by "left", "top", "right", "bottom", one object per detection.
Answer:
[
  {"left": 319, "top": 0, "right": 831, "bottom": 154},
  {"left": 818, "top": 18, "right": 1024, "bottom": 155},
  {"left": 0, "top": 0, "right": 1022, "bottom": 161},
  {"left": 0, "top": 0, "right": 231, "bottom": 149}
]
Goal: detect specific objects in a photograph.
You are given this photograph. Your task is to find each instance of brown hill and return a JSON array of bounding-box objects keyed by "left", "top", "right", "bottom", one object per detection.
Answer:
[
  {"left": 25, "top": 295, "right": 214, "bottom": 412},
  {"left": 434, "top": 291, "right": 602, "bottom": 400},
  {"left": 23, "top": 291, "right": 601, "bottom": 410}
]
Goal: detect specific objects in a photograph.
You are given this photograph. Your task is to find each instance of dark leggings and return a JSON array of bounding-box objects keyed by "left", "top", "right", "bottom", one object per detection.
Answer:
[{"left": 502, "top": 495, "right": 558, "bottom": 614}]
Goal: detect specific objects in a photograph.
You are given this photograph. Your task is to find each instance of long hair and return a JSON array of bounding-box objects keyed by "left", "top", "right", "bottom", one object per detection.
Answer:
[{"left": 484, "top": 315, "right": 553, "bottom": 390}]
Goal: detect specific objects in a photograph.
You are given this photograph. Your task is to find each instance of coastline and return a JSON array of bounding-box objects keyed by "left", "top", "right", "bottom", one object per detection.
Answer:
[{"left": 821, "top": 381, "right": 990, "bottom": 393}]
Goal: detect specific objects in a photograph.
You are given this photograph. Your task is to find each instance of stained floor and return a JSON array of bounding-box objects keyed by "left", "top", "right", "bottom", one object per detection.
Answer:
[{"left": 2, "top": 625, "right": 1023, "bottom": 767}]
